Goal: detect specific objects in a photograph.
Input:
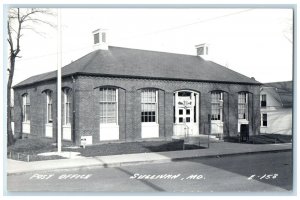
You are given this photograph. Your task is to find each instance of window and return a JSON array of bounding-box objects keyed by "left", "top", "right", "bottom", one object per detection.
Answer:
[
  {"left": 197, "top": 47, "right": 204, "bottom": 55},
  {"left": 211, "top": 92, "right": 223, "bottom": 121},
  {"left": 261, "top": 94, "right": 267, "bottom": 107},
  {"left": 262, "top": 113, "right": 268, "bottom": 127},
  {"left": 102, "top": 32, "right": 106, "bottom": 42},
  {"left": 178, "top": 91, "right": 191, "bottom": 97},
  {"left": 179, "top": 109, "right": 183, "bottom": 115},
  {"left": 64, "top": 88, "right": 72, "bottom": 125},
  {"left": 186, "top": 109, "right": 190, "bottom": 115},
  {"left": 141, "top": 89, "right": 158, "bottom": 123},
  {"left": 238, "top": 92, "right": 248, "bottom": 120},
  {"left": 46, "top": 91, "right": 53, "bottom": 123},
  {"left": 100, "top": 88, "right": 118, "bottom": 124},
  {"left": 22, "top": 94, "right": 30, "bottom": 122},
  {"left": 94, "top": 33, "right": 99, "bottom": 44}
]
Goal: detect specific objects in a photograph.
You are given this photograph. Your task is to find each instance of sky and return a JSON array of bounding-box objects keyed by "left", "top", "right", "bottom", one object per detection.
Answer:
[{"left": 8, "top": 7, "right": 293, "bottom": 86}]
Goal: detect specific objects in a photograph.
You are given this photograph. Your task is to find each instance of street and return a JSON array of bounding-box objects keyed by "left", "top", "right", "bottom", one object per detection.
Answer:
[{"left": 7, "top": 151, "right": 292, "bottom": 193}]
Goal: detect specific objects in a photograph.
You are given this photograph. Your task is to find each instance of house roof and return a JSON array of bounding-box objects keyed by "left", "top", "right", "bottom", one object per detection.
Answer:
[
  {"left": 262, "top": 81, "right": 293, "bottom": 108},
  {"left": 14, "top": 46, "right": 261, "bottom": 88},
  {"left": 264, "top": 81, "right": 293, "bottom": 93}
]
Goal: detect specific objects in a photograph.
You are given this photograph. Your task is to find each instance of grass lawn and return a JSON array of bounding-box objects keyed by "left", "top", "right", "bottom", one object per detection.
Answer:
[
  {"left": 7, "top": 138, "right": 204, "bottom": 161},
  {"left": 72, "top": 140, "right": 204, "bottom": 157},
  {"left": 7, "top": 138, "right": 65, "bottom": 161}
]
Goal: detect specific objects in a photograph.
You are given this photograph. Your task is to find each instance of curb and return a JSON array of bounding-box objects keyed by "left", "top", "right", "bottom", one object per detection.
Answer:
[
  {"left": 7, "top": 148, "right": 291, "bottom": 176},
  {"left": 171, "top": 148, "right": 292, "bottom": 162}
]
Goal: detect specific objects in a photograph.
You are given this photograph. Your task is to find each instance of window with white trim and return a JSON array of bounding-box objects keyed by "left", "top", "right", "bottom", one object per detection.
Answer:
[
  {"left": 99, "top": 88, "right": 118, "bottom": 124},
  {"left": 46, "top": 90, "right": 53, "bottom": 123},
  {"left": 261, "top": 94, "right": 267, "bottom": 107},
  {"left": 64, "top": 88, "right": 72, "bottom": 125},
  {"left": 22, "top": 94, "right": 30, "bottom": 122},
  {"left": 211, "top": 92, "right": 223, "bottom": 121},
  {"left": 141, "top": 89, "right": 158, "bottom": 123},
  {"left": 238, "top": 92, "right": 248, "bottom": 120},
  {"left": 262, "top": 113, "right": 268, "bottom": 127}
]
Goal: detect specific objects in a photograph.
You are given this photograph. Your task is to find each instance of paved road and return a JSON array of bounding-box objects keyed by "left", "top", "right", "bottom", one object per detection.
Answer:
[{"left": 7, "top": 151, "right": 293, "bottom": 193}]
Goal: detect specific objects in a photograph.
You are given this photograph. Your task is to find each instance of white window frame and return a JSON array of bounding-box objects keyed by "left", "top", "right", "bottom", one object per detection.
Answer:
[
  {"left": 211, "top": 91, "right": 223, "bottom": 121},
  {"left": 99, "top": 88, "right": 118, "bottom": 125},
  {"left": 22, "top": 94, "right": 30, "bottom": 122},
  {"left": 46, "top": 90, "right": 53, "bottom": 123},
  {"left": 64, "top": 88, "right": 72, "bottom": 125},
  {"left": 238, "top": 92, "right": 248, "bottom": 120},
  {"left": 141, "top": 89, "right": 158, "bottom": 124},
  {"left": 261, "top": 94, "right": 267, "bottom": 107},
  {"left": 261, "top": 113, "right": 268, "bottom": 127}
]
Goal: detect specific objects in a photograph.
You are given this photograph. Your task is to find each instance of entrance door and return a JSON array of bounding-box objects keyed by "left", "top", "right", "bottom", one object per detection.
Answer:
[{"left": 173, "top": 91, "right": 199, "bottom": 137}]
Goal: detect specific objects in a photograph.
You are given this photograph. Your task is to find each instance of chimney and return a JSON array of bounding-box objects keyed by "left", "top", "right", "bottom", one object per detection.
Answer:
[
  {"left": 195, "top": 43, "right": 210, "bottom": 60},
  {"left": 92, "top": 28, "right": 108, "bottom": 50}
]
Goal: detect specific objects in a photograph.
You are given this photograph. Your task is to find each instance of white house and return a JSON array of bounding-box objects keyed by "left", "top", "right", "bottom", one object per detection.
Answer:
[{"left": 260, "top": 81, "right": 292, "bottom": 135}]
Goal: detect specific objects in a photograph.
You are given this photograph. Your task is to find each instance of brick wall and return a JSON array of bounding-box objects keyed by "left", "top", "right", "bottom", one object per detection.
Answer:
[
  {"left": 75, "top": 76, "right": 261, "bottom": 144},
  {"left": 14, "top": 75, "right": 261, "bottom": 145},
  {"left": 13, "top": 77, "right": 74, "bottom": 145}
]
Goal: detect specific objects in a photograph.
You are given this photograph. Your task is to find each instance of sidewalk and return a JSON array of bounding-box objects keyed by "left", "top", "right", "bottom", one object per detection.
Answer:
[{"left": 7, "top": 142, "right": 292, "bottom": 175}]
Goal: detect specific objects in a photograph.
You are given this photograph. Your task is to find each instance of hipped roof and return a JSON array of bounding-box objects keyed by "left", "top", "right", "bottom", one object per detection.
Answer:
[{"left": 14, "top": 46, "right": 261, "bottom": 88}]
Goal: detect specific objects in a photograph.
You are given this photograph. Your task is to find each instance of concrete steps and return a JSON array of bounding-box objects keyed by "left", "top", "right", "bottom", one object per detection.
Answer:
[{"left": 172, "top": 135, "right": 224, "bottom": 146}]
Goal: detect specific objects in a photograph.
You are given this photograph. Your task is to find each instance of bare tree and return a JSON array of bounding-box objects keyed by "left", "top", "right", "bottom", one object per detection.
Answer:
[{"left": 7, "top": 8, "right": 55, "bottom": 146}]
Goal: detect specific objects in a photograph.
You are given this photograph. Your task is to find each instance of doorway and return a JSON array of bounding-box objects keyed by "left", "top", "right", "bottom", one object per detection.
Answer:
[{"left": 173, "top": 90, "right": 199, "bottom": 137}]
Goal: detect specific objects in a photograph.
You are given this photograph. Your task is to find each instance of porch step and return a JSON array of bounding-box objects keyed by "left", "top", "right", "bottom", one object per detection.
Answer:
[{"left": 172, "top": 135, "right": 224, "bottom": 145}]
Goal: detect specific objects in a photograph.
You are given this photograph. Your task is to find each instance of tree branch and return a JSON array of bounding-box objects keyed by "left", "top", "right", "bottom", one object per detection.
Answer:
[{"left": 7, "top": 21, "right": 14, "bottom": 55}]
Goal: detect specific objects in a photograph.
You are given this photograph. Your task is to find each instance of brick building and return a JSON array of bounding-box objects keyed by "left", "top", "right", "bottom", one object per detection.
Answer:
[{"left": 13, "top": 30, "right": 261, "bottom": 145}]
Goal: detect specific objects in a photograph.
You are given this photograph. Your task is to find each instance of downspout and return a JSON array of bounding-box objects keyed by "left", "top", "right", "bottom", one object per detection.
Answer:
[{"left": 71, "top": 75, "right": 76, "bottom": 144}]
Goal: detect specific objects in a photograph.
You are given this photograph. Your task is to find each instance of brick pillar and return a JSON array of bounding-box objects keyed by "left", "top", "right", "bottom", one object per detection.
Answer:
[
  {"left": 164, "top": 91, "right": 174, "bottom": 139},
  {"left": 223, "top": 92, "right": 230, "bottom": 137},
  {"left": 228, "top": 92, "right": 238, "bottom": 137},
  {"left": 91, "top": 88, "right": 100, "bottom": 143},
  {"left": 200, "top": 92, "right": 211, "bottom": 134},
  {"left": 14, "top": 90, "right": 23, "bottom": 139},
  {"left": 133, "top": 90, "right": 141, "bottom": 140},
  {"left": 158, "top": 90, "right": 165, "bottom": 138},
  {"left": 77, "top": 90, "right": 98, "bottom": 144},
  {"left": 74, "top": 88, "right": 81, "bottom": 145},
  {"left": 248, "top": 93, "right": 253, "bottom": 136},
  {"left": 125, "top": 90, "right": 134, "bottom": 141},
  {"left": 118, "top": 88, "right": 126, "bottom": 141},
  {"left": 252, "top": 92, "right": 261, "bottom": 135}
]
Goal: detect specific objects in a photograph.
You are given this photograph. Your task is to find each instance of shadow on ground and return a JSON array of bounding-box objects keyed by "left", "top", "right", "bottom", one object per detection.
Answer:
[
  {"left": 176, "top": 151, "right": 293, "bottom": 191},
  {"left": 77, "top": 140, "right": 206, "bottom": 157}
]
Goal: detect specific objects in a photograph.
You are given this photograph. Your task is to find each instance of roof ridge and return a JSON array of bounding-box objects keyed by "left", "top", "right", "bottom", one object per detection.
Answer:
[{"left": 108, "top": 46, "right": 202, "bottom": 58}]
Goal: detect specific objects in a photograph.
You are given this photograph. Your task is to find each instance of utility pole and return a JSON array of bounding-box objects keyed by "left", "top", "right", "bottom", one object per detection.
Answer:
[{"left": 57, "top": 9, "right": 62, "bottom": 153}]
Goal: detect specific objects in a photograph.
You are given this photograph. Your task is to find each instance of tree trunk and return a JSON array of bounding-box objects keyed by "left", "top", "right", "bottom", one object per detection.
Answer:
[{"left": 7, "top": 55, "right": 15, "bottom": 146}]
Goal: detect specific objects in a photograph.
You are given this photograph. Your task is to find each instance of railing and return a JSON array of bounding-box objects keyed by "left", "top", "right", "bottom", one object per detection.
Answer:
[
  {"left": 8, "top": 151, "right": 32, "bottom": 162},
  {"left": 182, "top": 123, "right": 210, "bottom": 149}
]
